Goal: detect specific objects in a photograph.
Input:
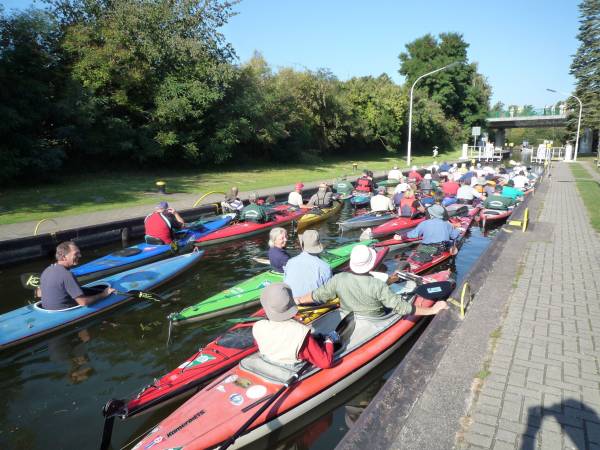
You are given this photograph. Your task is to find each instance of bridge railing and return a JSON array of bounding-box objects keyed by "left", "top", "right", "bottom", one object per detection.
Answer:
[
  {"left": 488, "top": 107, "right": 567, "bottom": 118},
  {"left": 468, "top": 146, "right": 504, "bottom": 161}
]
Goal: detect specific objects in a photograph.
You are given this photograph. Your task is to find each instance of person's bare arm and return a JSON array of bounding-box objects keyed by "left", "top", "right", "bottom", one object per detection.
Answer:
[{"left": 75, "top": 287, "right": 116, "bottom": 306}]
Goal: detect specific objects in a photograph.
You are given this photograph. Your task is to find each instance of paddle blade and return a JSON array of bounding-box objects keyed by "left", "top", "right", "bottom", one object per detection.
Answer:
[
  {"left": 336, "top": 312, "right": 355, "bottom": 344},
  {"left": 20, "top": 273, "right": 40, "bottom": 290},
  {"left": 414, "top": 281, "right": 454, "bottom": 300}
]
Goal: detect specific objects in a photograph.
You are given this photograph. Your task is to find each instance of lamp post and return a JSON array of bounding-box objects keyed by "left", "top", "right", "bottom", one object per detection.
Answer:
[
  {"left": 406, "top": 61, "right": 460, "bottom": 167},
  {"left": 546, "top": 88, "right": 582, "bottom": 161}
]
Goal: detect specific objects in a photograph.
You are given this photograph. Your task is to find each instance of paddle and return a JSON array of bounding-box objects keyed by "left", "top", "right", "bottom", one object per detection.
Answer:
[
  {"left": 225, "top": 301, "right": 340, "bottom": 324},
  {"left": 219, "top": 313, "right": 355, "bottom": 450},
  {"left": 20, "top": 272, "right": 165, "bottom": 303}
]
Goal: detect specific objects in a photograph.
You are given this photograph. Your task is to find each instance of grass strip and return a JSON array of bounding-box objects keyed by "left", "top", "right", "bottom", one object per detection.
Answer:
[
  {"left": 0, "top": 150, "right": 460, "bottom": 225},
  {"left": 570, "top": 163, "right": 600, "bottom": 232}
]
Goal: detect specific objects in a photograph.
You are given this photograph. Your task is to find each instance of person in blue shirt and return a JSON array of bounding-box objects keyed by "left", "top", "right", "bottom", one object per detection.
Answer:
[
  {"left": 405, "top": 204, "right": 460, "bottom": 245},
  {"left": 267, "top": 227, "right": 290, "bottom": 273},
  {"left": 439, "top": 161, "right": 451, "bottom": 172},
  {"left": 284, "top": 230, "right": 332, "bottom": 299},
  {"left": 501, "top": 180, "right": 524, "bottom": 201}
]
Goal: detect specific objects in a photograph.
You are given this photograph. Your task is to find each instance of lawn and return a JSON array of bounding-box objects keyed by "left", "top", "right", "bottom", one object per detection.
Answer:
[
  {"left": 570, "top": 163, "right": 600, "bottom": 232},
  {"left": 0, "top": 150, "right": 461, "bottom": 225}
]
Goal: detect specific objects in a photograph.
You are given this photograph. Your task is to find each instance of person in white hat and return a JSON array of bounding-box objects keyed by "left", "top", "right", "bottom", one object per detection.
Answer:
[
  {"left": 296, "top": 245, "right": 448, "bottom": 317},
  {"left": 387, "top": 165, "right": 402, "bottom": 181},
  {"left": 419, "top": 173, "right": 434, "bottom": 194},
  {"left": 284, "top": 230, "right": 332, "bottom": 299},
  {"left": 253, "top": 283, "right": 337, "bottom": 369},
  {"left": 370, "top": 186, "right": 395, "bottom": 213}
]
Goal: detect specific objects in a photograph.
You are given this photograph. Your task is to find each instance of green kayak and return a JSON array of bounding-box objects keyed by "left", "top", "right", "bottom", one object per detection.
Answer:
[{"left": 169, "top": 239, "right": 375, "bottom": 324}]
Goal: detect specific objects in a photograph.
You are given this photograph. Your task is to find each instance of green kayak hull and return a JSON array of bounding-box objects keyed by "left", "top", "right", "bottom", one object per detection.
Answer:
[{"left": 170, "top": 239, "right": 375, "bottom": 324}]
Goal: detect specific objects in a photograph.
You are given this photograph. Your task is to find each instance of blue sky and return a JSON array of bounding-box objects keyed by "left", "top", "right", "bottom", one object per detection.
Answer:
[{"left": 2, "top": 0, "right": 580, "bottom": 106}]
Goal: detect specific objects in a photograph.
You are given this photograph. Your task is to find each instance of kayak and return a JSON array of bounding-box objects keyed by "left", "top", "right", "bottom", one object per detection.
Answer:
[
  {"left": 193, "top": 205, "right": 306, "bottom": 247},
  {"left": 405, "top": 212, "right": 478, "bottom": 274},
  {"left": 296, "top": 201, "right": 343, "bottom": 231},
  {"left": 72, "top": 214, "right": 235, "bottom": 282},
  {"left": 480, "top": 207, "right": 514, "bottom": 227},
  {"left": 168, "top": 240, "right": 377, "bottom": 324},
  {"left": 133, "top": 270, "right": 451, "bottom": 450},
  {"left": 374, "top": 235, "right": 422, "bottom": 251},
  {"left": 104, "top": 246, "right": 387, "bottom": 425},
  {"left": 445, "top": 203, "right": 481, "bottom": 218},
  {"left": 0, "top": 251, "right": 204, "bottom": 351},
  {"left": 338, "top": 211, "right": 397, "bottom": 232},
  {"left": 369, "top": 216, "right": 426, "bottom": 238},
  {"left": 102, "top": 302, "right": 340, "bottom": 422}
]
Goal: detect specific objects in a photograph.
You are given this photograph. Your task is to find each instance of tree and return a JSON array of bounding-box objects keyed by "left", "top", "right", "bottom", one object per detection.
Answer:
[
  {"left": 398, "top": 32, "right": 491, "bottom": 129},
  {"left": 569, "top": 0, "right": 600, "bottom": 149}
]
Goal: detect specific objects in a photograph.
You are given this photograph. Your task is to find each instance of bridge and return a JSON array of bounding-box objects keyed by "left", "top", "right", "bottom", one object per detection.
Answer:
[{"left": 485, "top": 107, "right": 568, "bottom": 146}]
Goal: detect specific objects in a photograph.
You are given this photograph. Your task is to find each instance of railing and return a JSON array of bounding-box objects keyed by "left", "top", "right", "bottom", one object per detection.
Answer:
[
  {"left": 468, "top": 146, "right": 504, "bottom": 161},
  {"left": 488, "top": 107, "right": 568, "bottom": 118}
]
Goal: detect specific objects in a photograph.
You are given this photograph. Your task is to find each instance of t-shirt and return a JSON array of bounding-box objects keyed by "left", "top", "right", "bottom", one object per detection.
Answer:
[
  {"left": 501, "top": 186, "right": 523, "bottom": 200},
  {"left": 41, "top": 264, "right": 84, "bottom": 310},
  {"left": 442, "top": 181, "right": 460, "bottom": 197},
  {"left": 284, "top": 252, "right": 332, "bottom": 298},
  {"left": 387, "top": 169, "right": 402, "bottom": 181},
  {"left": 407, "top": 218, "right": 461, "bottom": 244},
  {"left": 288, "top": 191, "right": 304, "bottom": 207},
  {"left": 268, "top": 247, "right": 290, "bottom": 273},
  {"left": 457, "top": 185, "right": 481, "bottom": 201},
  {"left": 370, "top": 194, "right": 394, "bottom": 212},
  {"left": 511, "top": 175, "right": 529, "bottom": 189}
]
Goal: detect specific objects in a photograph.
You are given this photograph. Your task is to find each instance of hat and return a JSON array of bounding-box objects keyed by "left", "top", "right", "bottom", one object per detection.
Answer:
[
  {"left": 392, "top": 165, "right": 399, "bottom": 170},
  {"left": 299, "top": 229, "right": 324, "bottom": 254},
  {"left": 428, "top": 204, "right": 446, "bottom": 219},
  {"left": 411, "top": 165, "right": 418, "bottom": 171},
  {"left": 295, "top": 183, "right": 304, "bottom": 190},
  {"left": 424, "top": 173, "right": 432, "bottom": 180},
  {"left": 396, "top": 182, "right": 409, "bottom": 192},
  {"left": 349, "top": 245, "right": 377, "bottom": 274},
  {"left": 377, "top": 186, "right": 386, "bottom": 193},
  {"left": 260, "top": 283, "right": 297, "bottom": 321},
  {"left": 156, "top": 201, "right": 169, "bottom": 209}
]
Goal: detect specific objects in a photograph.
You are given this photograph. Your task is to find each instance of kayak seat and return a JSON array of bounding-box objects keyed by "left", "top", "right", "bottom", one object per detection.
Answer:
[
  {"left": 240, "top": 353, "right": 308, "bottom": 384},
  {"left": 216, "top": 327, "right": 255, "bottom": 350},
  {"left": 111, "top": 247, "right": 144, "bottom": 257},
  {"left": 145, "top": 236, "right": 166, "bottom": 245}
]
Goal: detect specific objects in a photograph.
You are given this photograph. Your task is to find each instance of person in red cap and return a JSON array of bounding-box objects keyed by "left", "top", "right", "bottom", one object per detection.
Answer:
[{"left": 288, "top": 182, "right": 307, "bottom": 208}]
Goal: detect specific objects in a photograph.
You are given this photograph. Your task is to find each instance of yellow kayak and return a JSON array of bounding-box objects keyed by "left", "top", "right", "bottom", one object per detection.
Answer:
[{"left": 296, "top": 200, "right": 343, "bottom": 230}]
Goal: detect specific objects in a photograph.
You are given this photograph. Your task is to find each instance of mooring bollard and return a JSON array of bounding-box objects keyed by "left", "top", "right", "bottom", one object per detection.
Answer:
[
  {"left": 156, "top": 180, "right": 166, "bottom": 194},
  {"left": 352, "top": 163, "right": 358, "bottom": 172}
]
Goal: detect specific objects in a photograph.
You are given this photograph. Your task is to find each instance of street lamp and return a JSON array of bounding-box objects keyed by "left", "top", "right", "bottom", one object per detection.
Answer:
[
  {"left": 406, "top": 61, "right": 460, "bottom": 166},
  {"left": 546, "top": 88, "right": 582, "bottom": 161}
]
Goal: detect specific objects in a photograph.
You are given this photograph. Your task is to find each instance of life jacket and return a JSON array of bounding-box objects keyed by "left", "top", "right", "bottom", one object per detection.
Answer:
[
  {"left": 144, "top": 212, "right": 173, "bottom": 244},
  {"left": 400, "top": 197, "right": 416, "bottom": 217},
  {"left": 253, "top": 320, "right": 310, "bottom": 365},
  {"left": 355, "top": 177, "right": 373, "bottom": 193}
]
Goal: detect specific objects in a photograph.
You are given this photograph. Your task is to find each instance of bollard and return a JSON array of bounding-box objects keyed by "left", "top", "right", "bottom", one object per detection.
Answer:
[
  {"left": 156, "top": 180, "right": 166, "bottom": 194},
  {"left": 352, "top": 163, "right": 358, "bottom": 172},
  {"left": 121, "top": 227, "right": 130, "bottom": 246}
]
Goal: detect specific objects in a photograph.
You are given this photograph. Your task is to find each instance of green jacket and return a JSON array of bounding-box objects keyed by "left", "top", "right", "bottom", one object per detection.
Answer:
[
  {"left": 241, "top": 203, "right": 268, "bottom": 222},
  {"left": 312, "top": 272, "right": 415, "bottom": 317},
  {"left": 483, "top": 195, "right": 515, "bottom": 211},
  {"left": 334, "top": 181, "right": 353, "bottom": 195}
]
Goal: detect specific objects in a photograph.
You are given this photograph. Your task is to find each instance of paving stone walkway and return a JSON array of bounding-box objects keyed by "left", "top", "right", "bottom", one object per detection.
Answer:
[{"left": 461, "top": 162, "right": 600, "bottom": 449}]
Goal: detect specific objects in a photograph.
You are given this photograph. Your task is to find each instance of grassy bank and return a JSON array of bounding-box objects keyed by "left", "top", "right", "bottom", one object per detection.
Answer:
[
  {"left": 570, "top": 163, "right": 600, "bottom": 232},
  {"left": 0, "top": 150, "right": 460, "bottom": 225}
]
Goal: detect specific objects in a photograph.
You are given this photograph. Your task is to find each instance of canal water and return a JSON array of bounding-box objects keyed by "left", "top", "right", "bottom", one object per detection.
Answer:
[{"left": 0, "top": 203, "right": 497, "bottom": 450}]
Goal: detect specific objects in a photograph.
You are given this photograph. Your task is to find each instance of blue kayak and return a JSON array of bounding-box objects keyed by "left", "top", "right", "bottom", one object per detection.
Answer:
[
  {"left": 0, "top": 251, "right": 204, "bottom": 351},
  {"left": 338, "top": 211, "right": 397, "bottom": 231},
  {"left": 72, "top": 214, "right": 234, "bottom": 282}
]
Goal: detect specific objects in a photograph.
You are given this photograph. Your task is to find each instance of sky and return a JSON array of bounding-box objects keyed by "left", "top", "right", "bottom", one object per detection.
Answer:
[{"left": 2, "top": 0, "right": 581, "bottom": 107}]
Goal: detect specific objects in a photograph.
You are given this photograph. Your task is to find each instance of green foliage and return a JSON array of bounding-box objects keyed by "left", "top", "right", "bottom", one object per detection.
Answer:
[{"left": 570, "top": 0, "right": 600, "bottom": 148}]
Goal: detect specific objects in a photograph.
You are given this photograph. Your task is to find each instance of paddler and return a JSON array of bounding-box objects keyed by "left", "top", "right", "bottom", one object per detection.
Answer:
[
  {"left": 398, "top": 189, "right": 425, "bottom": 218},
  {"left": 307, "top": 183, "right": 333, "bottom": 208},
  {"left": 333, "top": 176, "right": 354, "bottom": 197},
  {"left": 144, "top": 201, "right": 185, "bottom": 244},
  {"left": 387, "top": 165, "right": 402, "bottom": 181},
  {"left": 240, "top": 192, "right": 271, "bottom": 223},
  {"left": 483, "top": 185, "right": 516, "bottom": 211},
  {"left": 370, "top": 186, "right": 395, "bottom": 213},
  {"left": 355, "top": 170, "right": 374, "bottom": 194},
  {"left": 407, "top": 165, "right": 423, "bottom": 183},
  {"left": 253, "top": 283, "right": 337, "bottom": 369},
  {"left": 268, "top": 227, "right": 290, "bottom": 273},
  {"left": 456, "top": 179, "right": 482, "bottom": 205},
  {"left": 501, "top": 179, "right": 524, "bottom": 201},
  {"left": 284, "top": 230, "right": 332, "bottom": 299},
  {"left": 403, "top": 204, "right": 460, "bottom": 251},
  {"left": 288, "top": 183, "right": 307, "bottom": 208},
  {"left": 39, "top": 241, "right": 115, "bottom": 310},
  {"left": 221, "top": 186, "right": 244, "bottom": 213},
  {"left": 296, "top": 245, "right": 448, "bottom": 317}
]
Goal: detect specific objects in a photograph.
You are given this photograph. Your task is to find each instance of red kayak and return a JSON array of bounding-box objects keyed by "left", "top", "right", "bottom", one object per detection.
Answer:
[
  {"left": 479, "top": 207, "right": 514, "bottom": 228},
  {"left": 193, "top": 205, "right": 306, "bottom": 246},
  {"left": 133, "top": 270, "right": 451, "bottom": 450},
  {"left": 374, "top": 235, "right": 422, "bottom": 251},
  {"left": 405, "top": 212, "right": 478, "bottom": 274},
  {"left": 370, "top": 216, "right": 426, "bottom": 238},
  {"left": 102, "top": 247, "right": 389, "bottom": 423}
]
